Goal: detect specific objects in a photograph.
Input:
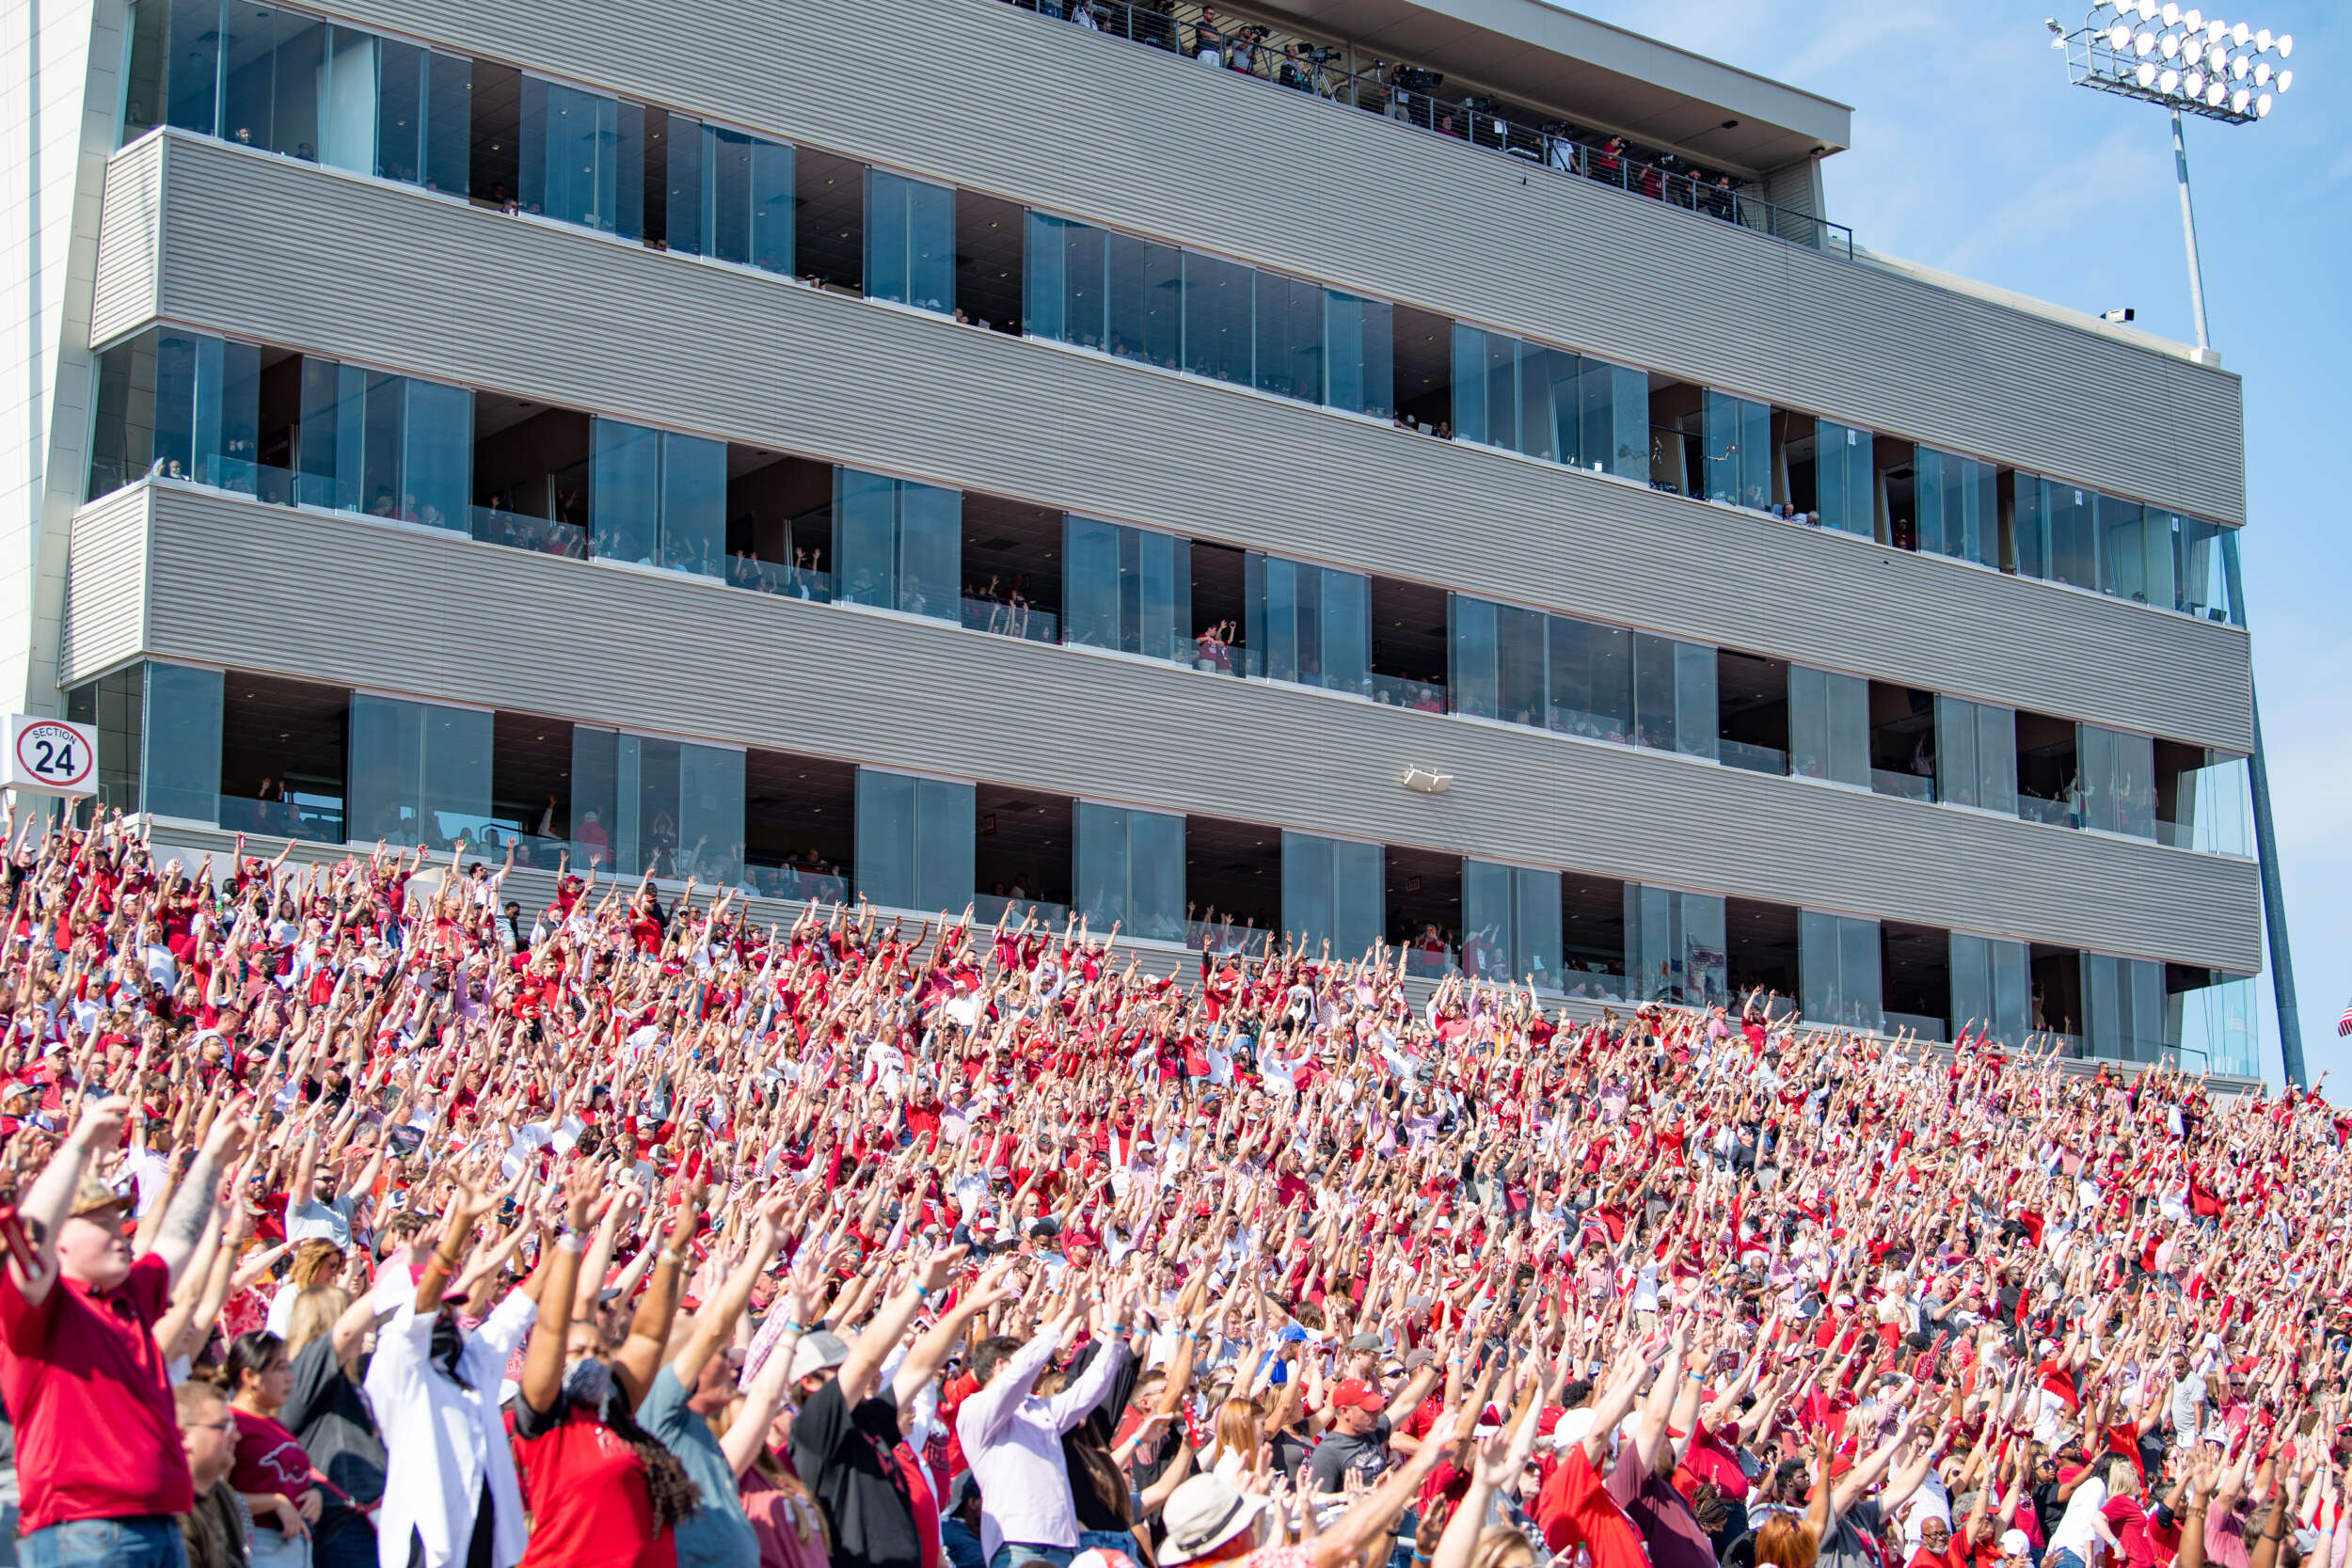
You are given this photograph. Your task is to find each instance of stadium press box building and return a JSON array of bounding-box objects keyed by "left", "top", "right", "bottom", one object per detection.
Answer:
[{"left": 4, "top": 0, "right": 2264, "bottom": 1074}]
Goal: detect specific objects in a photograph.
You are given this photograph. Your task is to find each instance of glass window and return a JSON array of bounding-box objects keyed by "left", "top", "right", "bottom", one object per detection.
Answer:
[
  {"left": 2078, "top": 723, "right": 2155, "bottom": 839},
  {"left": 866, "top": 169, "right": 953, "bottom": 313},
  {"left": 1570, "top": 356, "right": 1648, "bottom": 481},
  {"left": 1323, "top": 292, "right": 1392, "bottom": 419},
  {"left": 1280, "top": 832, "right": 1380, "bottom": 958},
  {"left": 1814, "top": 420, "right": 1873, "bottom": 537},
  {"left": 2097, "top": 493, "right": 2174, "bottom": 608},
  {"left": 121, "top": 0, "right": 167, "bottom": 142},
  {"left": 1064, "top": 516, "right": 1190, "bottom": 664},
  {"left": 1516, "top": 345, "right": 1564, "bottom": 464},
  {"left": 2163, "top": 751, "right": 2251, "bottom": 856},
  {"left": 67, "top": 666, "right": 146, "bottom": 813},
  {"left": 672, "top": 123, "right": 794, "bottom": 275},
  {"left": 1789, "top": 665, "right": 1868, "bottom": 786},
  {"left": 1075, "top": 802, "right": 1186, "bottom": 942},
  {"left": 1949, "top": 932, "right": 2030, "bottom": 1047},
  {"left": 569, "top": 726, "right": 620, "bottom": 868},
  {"left": 2023, "top": 477, "right": 2098, "bottom": 590},
  {"left": 1494, "top": 604, "right": 1546, "bottom": 728},
  {"left": 1248, "top": 553, "right": 1368, "bottom": 694},
  {"left": 660, "top": 432, "right": 725, "bottom": 578},
  {"left": 590, "top": 419, "right": 660, "bottom": 566},
  {"left": 677, "top": 742, "right": 744, "bottom": 885},
  {"left": 1625, "top": 885, "right": 1725, "bottom": 1008},
  {"left": 1448, "top": 595, "right": 1496, "bottom": 721},
  {"left": 87, "top": 329, "right": 164, "bottom": 499},
  {"left": 1934, "top": 696, "right": 2017, "bottom": 814},
  {"left": 373, "top": 39, "right": 423, "bottom": 182},
  {"left": 1915, "top": 447, "right": 1996, "bottom": 567},
  {"left": 142, "top": 661, "right": 222, "bottom": 822},
  {"left": 190, "top": 335, "right": 257, "bottom": 492},
  {"left": 1252, "top": 273, "right": 1323, "bottom": 404},
  {"left": 2083, "top": 953, "right": 2165, "bottom": 1063},
  {"left": 422, "top": 51, "right": 469, "bottom": 195},
  {"left": 855, "top": 769, "right": 973, "bottom": 911},
  {"left": 151, "top": 330, "right": 200, "bottom": 483},
  {"left": 316, "top": 26, "right": 376, "bottom": 174},
  {"left": 1632, "top": 633, "right": 1713, "bottom": 758},
  {"left": 1182, "top": 251, "right": 1253, "bottom": 386},
  {"left": 1104, "top": 230, "right": 1182, "bottom": 370},
  {"left": 1703, "top": 390, "right": 1772, "bottom": 511},
  {"left": 1463, "top": 861, "right": 1562, "bottom": 988},
  {"left": 1547, "top": 614, "right": 1631, "bottom": 743},
  {"left": 296, "top": 356, "right": 365, "bottom": 511},
  {"left": 2169, "top": 971, "right": 2256, "bottom": 1078},
  {"left": 833, "top": 468, "right": 960, "bottom": 622},
  {"left": 1025, "top": 213, "right": 1098, "bottom": 349},
  {"left": 2171, "top": 515, "right": 2237, "bottom": 622},
  {"left": 519, "top": 76, "right": 632, "bottom": 233},
  {"left": 164, "top": 0, "right": 219, "bottom": 134},
  {"left": 1800, "top": 910, "right": 1883, "bottom": 1032},
  {"left": 403, "top": 379, "right": 470, "bottom": 531},
  {"left": 347, "top": 693, "right": 491, "bottom": 847}
]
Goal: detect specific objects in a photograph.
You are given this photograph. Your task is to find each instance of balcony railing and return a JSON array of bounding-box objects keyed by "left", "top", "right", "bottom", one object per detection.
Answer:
[{"left": 996, "top": 0, "right": 1855, "bottom": 260}]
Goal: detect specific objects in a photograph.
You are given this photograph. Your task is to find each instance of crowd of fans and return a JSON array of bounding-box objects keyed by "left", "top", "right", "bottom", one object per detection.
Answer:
[{"left": 0, "top": 808, "right": 2335, "bottom": 1568}]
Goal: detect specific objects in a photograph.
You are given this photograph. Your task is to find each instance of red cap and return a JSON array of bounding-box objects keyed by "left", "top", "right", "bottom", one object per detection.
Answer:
[{"left": 1330, "top": 1379, "right": 1383, "bottom": 1413}]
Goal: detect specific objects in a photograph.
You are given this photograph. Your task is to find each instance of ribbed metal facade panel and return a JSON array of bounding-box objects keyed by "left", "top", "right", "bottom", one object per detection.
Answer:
[
  {"left": 89, "top": 134, "right": 163, "bottom": 349},
  {"left": 60, "top": 485, "right": 152, "bottom": 685},
  {"left": 123, "top": 483, "right": 2260, "bottom": 972},
  {"left": 278, "top": 0, "right": 2246, "bottom": 524},
  {"left": 119, "top": 137, "right": 2253, "bottom": 753}
]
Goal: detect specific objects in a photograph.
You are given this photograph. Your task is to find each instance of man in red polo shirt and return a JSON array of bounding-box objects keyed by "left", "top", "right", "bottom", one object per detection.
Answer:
[{"left": 1, "top": 1094, "right": 249, "bottom": 1566}]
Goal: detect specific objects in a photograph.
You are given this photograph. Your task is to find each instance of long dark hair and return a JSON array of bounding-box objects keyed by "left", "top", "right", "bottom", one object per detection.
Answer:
[{"left": 220, "top": 1329, "right": 287, "bottom": 1399}]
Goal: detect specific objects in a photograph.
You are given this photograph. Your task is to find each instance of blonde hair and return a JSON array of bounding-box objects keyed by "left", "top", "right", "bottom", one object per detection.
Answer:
[
  {"left": 283, "top": 1285, "right": 352, "bottom": 1362},
  {"left": 1207, "top": 1397, "right": 1263, "bottom": 1470},
  {"left": 1470, "top": 1528, "right": 1536, "bottom": 1568},
  {"left": 1754, "top": 1514, "right": 1821, "bottom": 1568},
  {"left": 288, "top": 1239, "right": 345, "bottom": 1291}
]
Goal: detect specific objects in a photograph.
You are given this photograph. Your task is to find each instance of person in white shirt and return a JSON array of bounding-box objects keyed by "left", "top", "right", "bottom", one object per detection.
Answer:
[
  {"left": 956, "top": 1291, "right": 1134, "bottom": 1568},
  {"left": 2045, "top": 1455, "right": 2126, "bottom": 1568}
]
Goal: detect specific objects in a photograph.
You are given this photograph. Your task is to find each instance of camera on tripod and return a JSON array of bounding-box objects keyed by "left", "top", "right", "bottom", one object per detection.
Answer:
[
  {"left": 1303, "top": 44, "right": 1339, "bottom": 63},
  {"left": 1392, "top": 66, "right": 1444, "bottom": 93}
]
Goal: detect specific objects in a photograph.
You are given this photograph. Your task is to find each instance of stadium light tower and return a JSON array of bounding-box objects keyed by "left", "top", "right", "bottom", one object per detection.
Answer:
[{"left": 2052, "top": 2, "right": 2307, "bottom": 1085}]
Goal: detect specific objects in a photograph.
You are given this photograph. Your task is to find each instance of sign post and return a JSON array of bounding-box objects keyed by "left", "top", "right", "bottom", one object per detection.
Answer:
[{"left": 4, "top": 716, "right": 99, "bottom": 797}]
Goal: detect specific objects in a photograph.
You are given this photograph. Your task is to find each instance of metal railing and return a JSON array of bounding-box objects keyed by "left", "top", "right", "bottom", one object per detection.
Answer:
[{"left": 997, "top": 0, "right": 1854, "bottom": 260}]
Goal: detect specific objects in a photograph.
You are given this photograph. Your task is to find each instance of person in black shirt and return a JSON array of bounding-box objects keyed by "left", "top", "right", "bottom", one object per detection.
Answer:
[{"left": 787, "top": 1246, "right": 969, "bottom": 1568}]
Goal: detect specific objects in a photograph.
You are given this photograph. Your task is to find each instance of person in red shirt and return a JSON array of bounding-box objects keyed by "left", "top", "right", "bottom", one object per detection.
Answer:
[
  {"left": 1534, "top": 1341, "right": 1663, "bottom": 1568},
  {"left": 0, "top": 1095, "right": 248, "bottom": 1564}
]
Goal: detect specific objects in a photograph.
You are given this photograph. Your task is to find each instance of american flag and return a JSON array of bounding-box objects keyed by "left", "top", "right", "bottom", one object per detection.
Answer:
[{"left": 2340, "top": 992, "right": 2352, "bottom": 1037}]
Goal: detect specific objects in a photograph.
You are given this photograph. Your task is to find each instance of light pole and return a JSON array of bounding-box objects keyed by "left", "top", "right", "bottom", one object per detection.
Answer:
[{"left": 2053, "top": 1, "right": 2305, "bottom": 1083}]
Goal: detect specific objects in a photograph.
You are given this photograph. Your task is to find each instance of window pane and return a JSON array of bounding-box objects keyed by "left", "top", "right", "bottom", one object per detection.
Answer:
[
  {"left": 1485, "top": 331, "right": 1519, "bottom": 452},
  {"left": 666, "top": 114, "right": 707, "bottom": 255},
  {"left": 1331, "top": 838, "right": 1382, "bottom": 960},
  {"left": 866, "top": 170, "right": 911, "bottom": 305},
  {"left": 319, "top": 26, "right": 376, "bottom": 174},
  {"left": 1823, "top": 670, "right": 1867, "bottom": 787},
  {"left": 87, "top": 330, "right": 161, "bottom": 499},
  {"left": 190, "top": 334, "right": 255, "bottom": 491},
  {"left": 591, "top": 419, "right": 660, "bottom": 566},
  {"left": 423, "top": 52, "right": 469, "bottom": 196},
  {"left": 1800, "top": 910, "right": 1841, "bottom": 1024},
  {"left": 1518, "top": 345, "right": 1557, "bottom": 463},
  {"left": 1496, "top": 604, "right": 1546, "bottom": 728},
  {"left": 2049, "top": 483, "right": 2096, "bottom": 589},
  {"left": 2173, "top": 515, "right": 2233, "bottom": 621},
  {"left": 749, "top": 137, "right": 794, "bottom": 276},
  {"left": 1789, "top": 665, "right": 1827, "bottom": 781},
  {"left": 568, "top": 727, "right": 619, "bottom": 866},
  {"left": 1450, "top": 596, "right": 1498, "bottom": 720},
  {"left": 165, "top": 0, "right": 219, "bottom": 134},
  {"left": 1840, "top": 916, "right": 1882, "bottom": 1031},
  {"left": 1514, "top": 867, "right": 1563, "bottom": 989},
  {"left": 678, "top": 743, "right": 744, "bottom": 885},
  {"left": 2097, "top": 493, "right": 2160, "bottom": 604},
  {"left": 2081, "top": 723, "right": 2154, "bottom": 838},
  {"left": 142, "top": 661, "right": 222, "bottom": 822},
  {"left": 1064, "top": 515, "right": 1121, "bottom": 651},
  {"left": 1061, "top": 215, "right": 1110, "bottom": 349},
  {"left": 897, "top": 479, "right": 960, "bottom": 622},
  {"left": 834, "top": 467, "right": 894, "bottom": 609},
  {"left": 1106, "top": 231, "right": 1181, "bottom": 370},
  {"left": 1549, "top": 616, "right": 1630, "bottom": 742},
  {"left": 1451, "top": 326, "right": 1487, "bottom": 446},
  {"left": 1324, "top": 292, "right": 1392, "bottom": 419},
  {"left": 1252, "top": 273, "right": 1311, "bottom": 401},
  {"left": 1137, "top": 530, "right": 1186, "bottom": 664},
  {"left": 1024, "top": 213, "right": 1065, "bottom": 342},
  {"left": 1127, "top": 808, "right": 1186, "bottom": 942},
  {"left": 1074, "top": 802, "right": 1126, "bottom": 929},
  {"left": 122, "top": 0, "right": 167, "bottom": 143},
  {"left": 523, "top": 78, "right": 625, "bottom": 231},
  {"left": 1683, "top": 894, "right": 1726, "bottom": 1008},
  {"left": 1934, "top": 695, "right": 1979, "bottom": 806},
  {"left": 420, "top": 705, "right": 493, "bottom": 845},
  {"left": 854, "top": 769, "right": 915, "bottom": 910},
  {"left": 1704, "top": 390, "right": 1771, "bottom": 506},
  {"left": 218, "top": 6, "right": 276, "bottom": 150},
  {"left": 358, "top": 370, "right": 405, "bottom": 518},
  {"left": 1320, "top": 570, "right": 1370, "bottom": 693},
  {"left": 296, "top": 357, "right": 364, "bottom": 511},
  {"left": 1461, "top": 861, "right": 1515, "bottom": 980},
  {"left": 402, "top": 379, "right": 470, "bottom": 531},
  {"left": 1675, "top": 641, "right": 1718, "bottom": 761},
  {"left": 1818, "top": 420, "right": 1873, "bottom": 537},
  {"left": 1183, "top": 251, "right": 1252, "bottom": 385},
  {"left": 1975, "top": 705, "right": 2017, "bottom": 816},
  {"left": 265, "top": 13, "right": 324, "bottom": 160},
  {"left": 1632, "top": 633, "right": 1677, "bottom": 752},
  {"left": 1280, "top": 831, "right": 1332, "bottom": 950}
]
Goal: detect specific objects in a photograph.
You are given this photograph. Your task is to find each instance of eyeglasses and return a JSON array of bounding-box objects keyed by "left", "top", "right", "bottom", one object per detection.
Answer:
[{"left": 183, "top": 1417, "right": 238, "bottom": 1434}]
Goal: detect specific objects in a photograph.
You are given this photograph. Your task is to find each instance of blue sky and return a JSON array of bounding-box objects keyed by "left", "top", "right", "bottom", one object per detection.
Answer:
[{"left": 1566, "top": 0, "right": 2348, "bottom": 1086}]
